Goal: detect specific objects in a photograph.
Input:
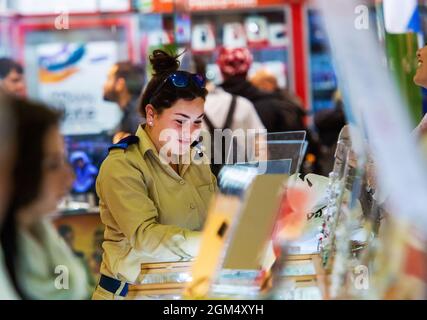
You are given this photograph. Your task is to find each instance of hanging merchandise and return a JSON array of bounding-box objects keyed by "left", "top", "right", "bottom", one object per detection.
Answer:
[
  {"left": 175, "top": 13, "right": 192, "bottom": 44},
  {"left": 148, "top": 30, "right": 172, "bottom": 47},
  {"left": 268, "top": 23, "right": 288, "bottom": 47},
  {"left": 191, "top": 23, "right": 216, "bottom": 52},
  {"left": 223, "top": 22, "right": 247, "bottom": 49},
  {"left": 245, "top": 16, "right": 269, "bottom": 46}
]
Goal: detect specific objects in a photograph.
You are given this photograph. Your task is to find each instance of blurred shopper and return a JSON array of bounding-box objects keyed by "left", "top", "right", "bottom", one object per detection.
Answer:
[
  {"left": 250, "top": 69, "right": 306, "bottom": 130},
  {"left": 250, "top": 69, "right": 278, "bottom": 93},
  {"left": 93, "top": 50, "right": 216, "bottom": 300},
  {"left": 0, "top": 97, "right": 89, "bottom": 299},
  {"left": 217, "top": 47, "right": 295, "bottom": 133},
  {"left": 0, "top": 95, "right": 19, "bottom": 299},
  {"left": 250, "top": 69, "right": 322, "bottom": 174},
  {"left": 314, "top": 90, "right": 347, "bottom": 175},
  {"left": 314, "top": 90, "right": 346, "bottom": 146},
  {"left": 103, "top": 62, "right": 146, "bottom": 143},
  {"left": 69, "top": 151, "right": 98, "bottom": 194},
  {"left": 58, "top": 224, "right": 96, "bottom": 290},
  {"left": 193, "top": 55, "right": 265, "bottom": 176},
  {"left": 89, "top": 227, "right": 104, "bottom": 277},
  {"left": 0, "top": 58, "right": 26, "bottom": 98}
]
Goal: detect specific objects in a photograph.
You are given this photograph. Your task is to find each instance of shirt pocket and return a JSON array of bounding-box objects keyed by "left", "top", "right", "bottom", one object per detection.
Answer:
[{"left": 196, "top": 183, "right": 216, "bottom": 214}]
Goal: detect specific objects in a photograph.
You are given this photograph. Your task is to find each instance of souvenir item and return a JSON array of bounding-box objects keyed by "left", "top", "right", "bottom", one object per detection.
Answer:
[
  {"left": 191, "top": 23, "right": 216, "bottom": 51},
  {"left": 223, "top": 23, "right": 247, "bottom": 48},
  {"left": 244, "top": 16, "right": 269, "bottom": 46},
  {"left": 268, "top": 23, "right": 288, "bottom": 47}
]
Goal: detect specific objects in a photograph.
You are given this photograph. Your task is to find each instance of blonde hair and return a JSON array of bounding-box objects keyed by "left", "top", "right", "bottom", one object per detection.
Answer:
[{"left": 250, "top": 69, "right": 278, "bottom": 92}]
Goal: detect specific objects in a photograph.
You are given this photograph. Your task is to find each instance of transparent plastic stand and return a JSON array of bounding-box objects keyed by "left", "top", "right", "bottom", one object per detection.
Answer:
[
  {"left": 209, "top": 131, "right": 307, "bottom": 299},
  {"left": 221, "top": 131, "right": 307, "bottom": 178},
  {"left": 318, "top": 138, "right": 352, "bottom": 268}
]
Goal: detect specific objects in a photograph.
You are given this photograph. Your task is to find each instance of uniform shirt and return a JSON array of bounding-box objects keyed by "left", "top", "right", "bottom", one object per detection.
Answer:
[{"left": 97, "top": 125, "right": 217, "bottom": 283}]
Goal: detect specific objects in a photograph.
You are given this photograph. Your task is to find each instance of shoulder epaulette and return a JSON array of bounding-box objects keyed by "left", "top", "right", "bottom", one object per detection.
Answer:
[{"left": 108, "top": 135, "right": 139, "bottom": 152}]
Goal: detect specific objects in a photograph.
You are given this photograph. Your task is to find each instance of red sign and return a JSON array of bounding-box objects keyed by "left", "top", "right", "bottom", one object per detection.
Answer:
[{"left": 150, "top": 0, "right": 302, "bottom": 13}]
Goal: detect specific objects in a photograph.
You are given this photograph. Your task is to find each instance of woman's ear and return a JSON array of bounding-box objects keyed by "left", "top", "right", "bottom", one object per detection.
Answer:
[{"left": 145, "top": 104, "right": 155, "bottom": 127}]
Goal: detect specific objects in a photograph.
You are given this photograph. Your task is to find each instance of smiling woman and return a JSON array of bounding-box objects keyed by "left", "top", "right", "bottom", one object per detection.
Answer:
[{"left": 92, "top": 50, "right": 217, "bottom": 300}]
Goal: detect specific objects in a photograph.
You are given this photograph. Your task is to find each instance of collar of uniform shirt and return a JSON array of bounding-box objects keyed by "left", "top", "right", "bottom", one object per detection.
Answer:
[{"left": 136, "top": 125, "right": 158, "bottom": 157}]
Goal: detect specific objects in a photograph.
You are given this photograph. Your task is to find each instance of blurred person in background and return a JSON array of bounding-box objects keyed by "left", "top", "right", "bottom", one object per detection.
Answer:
[
  {"left": 0, "top": 58, "right": 26, "bottom": 98},
  {"left": 0, "top": 95, "right": 19, "bottom": 299},
  {"left": 103, "top": 61, "right": 146, "bottom": 143},
  {"left": 193, "top": 55, "right": 265, "bottom": 176},
  {"left": 250, "top": 68, "right": 278, "bottom": 93},
  {"left": 250, "top": 69, "right": 306, "bottom": 130},
  {"left": 314, "top": 90, "right": 347, "bottom": 175},
  {"left": 0, "top": 97, "right": 90, "bottom": 299},
  {"left": 89, "top": 227, "right": 104, "bottom": 277},
  {"left": 250, "top": 68, "right": 322, "bottom": 174},
  {"left": 58, "top": 224, "right": 96, "bottom": 290},
  {"left": 217, "top": 47, "right": 296, "bottom": 133},
  {"left": 69, "top": 151, "right": 98, "bottom": 194},
  {"left": 58, "top": 225, "right": 85, "bottom": 259}
]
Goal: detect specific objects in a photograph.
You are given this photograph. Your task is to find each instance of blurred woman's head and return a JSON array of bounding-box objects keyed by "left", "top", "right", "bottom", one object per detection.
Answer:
[
  {"left": 6, "top": 98, "right": 73, "bottom": 220},
  {"left": 140, "top": 50, "right": 207, "bottom": 156},
  {"left": 0, "top": 97, "right": 73, "bottom": 297},
  {"left": 414, "top": 46, "right": 427, "bottom": 88}
]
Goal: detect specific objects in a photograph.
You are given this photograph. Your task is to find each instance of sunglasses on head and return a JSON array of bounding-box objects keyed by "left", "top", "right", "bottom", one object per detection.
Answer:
[{"left": 150, "top": 71, "right": 206, "bottom": 103}]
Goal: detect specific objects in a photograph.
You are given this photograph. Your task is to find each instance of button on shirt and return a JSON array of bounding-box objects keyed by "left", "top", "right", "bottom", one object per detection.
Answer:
[{"left": 96, "top": 125, "right": 217, "bottom": 283}]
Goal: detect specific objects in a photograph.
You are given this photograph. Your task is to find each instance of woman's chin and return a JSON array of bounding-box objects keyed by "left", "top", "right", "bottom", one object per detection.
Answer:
[{"left": 414, "top": 73, "right": 427, "bottom": 88}]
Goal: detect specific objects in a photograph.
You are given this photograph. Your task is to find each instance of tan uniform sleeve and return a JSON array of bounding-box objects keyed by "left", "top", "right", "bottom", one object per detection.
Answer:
[{"left": 97, "top": 153, "right": 201, "bottom": 261}]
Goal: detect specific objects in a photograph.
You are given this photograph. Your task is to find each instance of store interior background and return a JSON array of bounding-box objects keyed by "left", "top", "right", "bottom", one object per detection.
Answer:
[{"left": 1, "top": 0, "right": 427, "bottom": 296}]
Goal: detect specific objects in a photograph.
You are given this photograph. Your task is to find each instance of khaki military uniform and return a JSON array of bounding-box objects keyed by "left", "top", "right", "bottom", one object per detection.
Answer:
[{"left": 92, "top": 125, "right": 216, "bottom": 299}]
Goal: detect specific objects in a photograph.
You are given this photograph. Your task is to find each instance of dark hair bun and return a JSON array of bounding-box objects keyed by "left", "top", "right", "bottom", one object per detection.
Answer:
[{"left": 149, "top": 49, "right": 180, "bottom": 77}]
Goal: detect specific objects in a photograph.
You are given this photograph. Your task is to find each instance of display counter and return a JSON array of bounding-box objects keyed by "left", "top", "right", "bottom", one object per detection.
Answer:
[{"left": 126, "top": 252, "right": 331, "bottom": 300}]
